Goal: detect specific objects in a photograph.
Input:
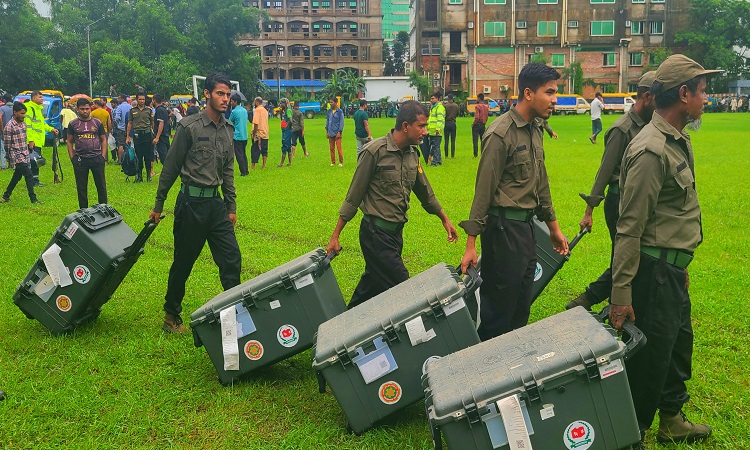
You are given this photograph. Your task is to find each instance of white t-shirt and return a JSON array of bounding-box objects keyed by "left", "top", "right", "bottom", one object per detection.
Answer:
[{"left": 590, "top": 98, "right": 604, "bottom": 120}]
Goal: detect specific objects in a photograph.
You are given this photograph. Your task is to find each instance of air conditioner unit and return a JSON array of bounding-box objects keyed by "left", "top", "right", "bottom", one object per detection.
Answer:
[
  {"left": 625, "top": 20, "right": 631, "bottom": 26},
  {"left": 362, "top": 70, "right": 369, "bottom": 76},
  {"left": 405, "top": 61, "right": 414, "bottom": 72},
  {"left": 534, "top": 46, "right": 544, "bottom": 53},
  {"left": 442, "top": 64, "right": 450, "bottom": 72},
  {"left": 483, "top": 86, "right": 491, "bottom": 94},
  {"left": 434, "top": 73, "right": 441, "bottom": 80},
  {"left": 468, "top": 21, "right": 474, "bottom": 29},
  {"left": 499, "top": 85, "right": 508, "bottom": 91}
]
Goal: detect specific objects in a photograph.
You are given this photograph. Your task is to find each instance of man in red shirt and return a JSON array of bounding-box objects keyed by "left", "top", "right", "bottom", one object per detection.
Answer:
[{"left": 472, "top": 93, "right": 489, "bottom": 157}]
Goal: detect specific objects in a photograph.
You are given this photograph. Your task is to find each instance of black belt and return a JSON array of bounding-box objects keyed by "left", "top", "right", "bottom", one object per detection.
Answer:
[
  {"left": 641, "top": 246, "right": 693, "bottom": 269},
  {"left": 363, "top": 214, "right": 402, "bottom": 231},
  {"left": 180, "top": 184, "right": 219, "bottom": 198},
  {"left": 488, "top": 206, "right": 535, "bottom": 222}
]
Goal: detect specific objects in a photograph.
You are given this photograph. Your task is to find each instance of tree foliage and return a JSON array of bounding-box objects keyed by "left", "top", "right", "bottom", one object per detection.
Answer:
[
  {"left": 0, "top": 0, "right": 265, "bottom": 97},
  {"left": 407, "top": 71, "right": 431, "bottom": 100},
  {"left": 677, "top": 0, "right": 750, "bottom": 77},
  {"left": 382, "top": 31, "right": 409, "bottom": 76}
]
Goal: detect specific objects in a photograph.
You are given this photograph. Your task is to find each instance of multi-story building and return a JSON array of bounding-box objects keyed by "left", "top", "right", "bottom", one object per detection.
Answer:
[
  {"left": 237, "top": 0, "right": 384, "bottom": 85},
  {"left": 409, "top": 0, "right": 691, "bottom": 98},
  {"left": 383, "top": 0, "right": 411, "bottom": 43}
]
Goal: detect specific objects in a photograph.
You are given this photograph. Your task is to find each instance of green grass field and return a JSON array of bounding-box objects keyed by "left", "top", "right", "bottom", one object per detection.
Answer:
[{"left": 1, "top": 112, "right": 748, "bottom": 449}]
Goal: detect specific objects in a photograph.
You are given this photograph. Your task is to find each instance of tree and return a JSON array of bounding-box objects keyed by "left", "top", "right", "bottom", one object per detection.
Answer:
[
  {"left": 407, "top": 71, "right": 431, "bottom": 100},
  {"left": 340, "top": 69, "right": 365, "bottom": 100},
  {"left": 392, "top": 31, "right": 409, "bottom": 75},
  {"left": 643, "top": 47, "right": 672, "bottom": 72},
  {"left": 561, "top": 61, "right": 584, "bottom": 95},
  {"left": 382, "top": 45, "right": 395, "bottom": 76},
  {"left": 530, "top": 53, "right": 548, "bottom": 65}
]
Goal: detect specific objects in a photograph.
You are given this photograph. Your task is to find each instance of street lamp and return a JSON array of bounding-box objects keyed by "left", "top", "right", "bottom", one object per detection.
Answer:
[{"left": 86, "top": 17, "right": 105, "bottom": 97}]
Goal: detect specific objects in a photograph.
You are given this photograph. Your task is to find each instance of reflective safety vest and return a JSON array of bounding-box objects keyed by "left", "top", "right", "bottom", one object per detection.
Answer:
[{"left": 24, "top": 100, "right": 54, "bottom": 148}]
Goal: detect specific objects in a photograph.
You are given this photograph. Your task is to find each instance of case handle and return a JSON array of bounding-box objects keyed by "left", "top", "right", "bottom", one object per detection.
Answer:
[
  {"left": 567, "top": 226, "right": 590, "bottom": 254},
  {"left": 455, "top": 261, "right": 483, "bottom": 296},
  {"left": 594, "top": 305, "right": 647, "bottom": 361}
]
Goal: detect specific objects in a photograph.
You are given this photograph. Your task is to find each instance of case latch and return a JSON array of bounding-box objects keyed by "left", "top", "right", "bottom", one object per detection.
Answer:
[
  {"left": 428, "top": 296, "right": 445, "bottom": 319},
  {"left": 524, "top": 380, "right": 540, "bottom": 403},
  {"left": 383, "top": 323, "right": 399, "bottom": 342},
  {"left": 465, "top": 402, "right": 481, "bottom": 424},
  {"left": 337, "top": 348, "right": 353, "bottom": 367},
  {"left": 280, "top": 273, "right": 294, "bottom": 291},
  {"left": 585, "top": 358, "right": 599, "bottom": 380}
]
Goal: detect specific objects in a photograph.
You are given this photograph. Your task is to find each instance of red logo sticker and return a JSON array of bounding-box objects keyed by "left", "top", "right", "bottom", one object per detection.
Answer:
[
  {"left": 244, "top": 340, "right": 264, "bottom": 360},
  {"left": 378, "top": 381, "right": 402, "bottom": 405},
  {"left": 56, "top": 295, "right": 72, "bottom": 312}
]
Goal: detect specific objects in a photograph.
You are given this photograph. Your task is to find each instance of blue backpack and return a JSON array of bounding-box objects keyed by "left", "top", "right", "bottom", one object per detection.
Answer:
[{"left": 121, "top": 144, "right": 139, "bottom": 179}]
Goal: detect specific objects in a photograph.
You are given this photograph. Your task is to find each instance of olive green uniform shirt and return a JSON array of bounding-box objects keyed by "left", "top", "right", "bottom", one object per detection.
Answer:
[
  {"left": 338, "top": 130, "right": 443, "bottom": 223},
  {"left": 153, "top": 110, "right": 237, "bottom": 214},
  {"left": 581, "top": 108, "right": 647, "bottom": 208},
  {"left": 460, "top": 107, "right": 557, "bottom": 236},
  {"left": 128, "top": 106, "right": 153, "bottom": 131},
  {"left": 536, "top": 118, "right": 555, "bottom": 138},
  {"left": 611, "top": 112, "right": 701, "bottom": 306}
]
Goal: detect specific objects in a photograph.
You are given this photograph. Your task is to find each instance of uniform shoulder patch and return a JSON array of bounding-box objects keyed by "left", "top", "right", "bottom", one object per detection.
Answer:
[
  {"left": 626, "top": 124, "right": 665, "bottom": 159},
  {"left": 180, "top": 114, "right": 203, "bottom": 127},
  {"left": 614, "top": 114, "right": 632, "bottom": 133},
  {"left": 488, "top": 114, "right": 513, "bottom": 138}
]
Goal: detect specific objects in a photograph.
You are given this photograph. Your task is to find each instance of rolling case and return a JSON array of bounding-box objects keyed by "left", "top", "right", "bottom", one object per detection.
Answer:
[
  {"left": 531, "top": 219, "right": 588, "bottom": 303},
  {"left": 311, "top": 263, "right": 482, "bottom": 434},
  {"left": 191, "top": 248, "right": 346, "bottom": 385},
  {"left": 13, "top": 204, "right": 159, "bottom": 335},
  {"left": 423, "top": 307, "right": 645, "bottom": 450}
]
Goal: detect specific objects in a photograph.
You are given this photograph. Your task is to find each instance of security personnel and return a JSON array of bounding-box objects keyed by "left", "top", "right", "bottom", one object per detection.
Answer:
[
  {"left": 149, "top": 73, "right": 241, "bottom": 333},
  {"left": 126, "top": 93, "right": 154, "bottom": 182},
  {"left": 610, "top": 55, "right": 718, "bottom": 447},
  {"left": 24, "top": 91, "right": 59, "bottom": 185},
  {"left": 326, "top": 100, "right": 458, "bottom": 310},
  {"left": 460, "top": 63, "right": 568, "bottom": 341},
  {"left": 568, "top": 71, "right": 657, "bottom": 311}
]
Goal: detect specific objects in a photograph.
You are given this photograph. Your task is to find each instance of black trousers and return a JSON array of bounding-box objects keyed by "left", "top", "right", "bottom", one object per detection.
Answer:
[
  {"left": 233, "top": 139, "right": 249, "bottom": 175},
  {"left": 626, "top": 253, "right": 693, "bottom": 431},
  {"left": 348, "top": 217, "right": 409, "bottom": 310},
  {"left": 2, "top": 162, "right": 37, "bottom": 202},
  {"left": 583, "top": 189, "right": 619, "bottom": 304},
  {"left": 420, "top": 139, "right": 430, "bottom": 164},
  {"left": 477, "top": 214, "right": 536, "bottom": 341},
  {"left": 163, "top": 193, "right": 242, "bottom": 316},
  {"left": 72, "top": 154, "right": 107, "bottom": 209},
  {"left": 443, "top": 121, "right": 456, "bottom": 157},
  {"left": 133, "top": 132, "right": 153, "bottom": 177},
  {"left": 155, "top": 141, "right": 169, "bottom": 165},
  {"left": 472, "top": 122, "right": 486, "bottom": 157}
]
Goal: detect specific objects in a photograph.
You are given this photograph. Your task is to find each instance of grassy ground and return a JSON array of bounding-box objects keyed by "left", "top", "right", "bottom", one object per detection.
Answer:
[{"left": 0, "top": 112, "right": 748, "bottom": 449}]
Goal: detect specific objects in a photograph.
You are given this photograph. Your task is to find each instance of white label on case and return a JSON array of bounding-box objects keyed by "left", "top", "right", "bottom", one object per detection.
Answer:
[
  {"left": 293, "top": 273, "right": 314, "bottom": 289},
  {"left": 442, "top": 297, "right": 466, "bottom": 316},
  {"left": 497, "top": 395, "right": 534, "bottom": 450},
  {"left": 359, "top": 353, "right": 392, "bottom": 384},
  {"left": 405, "top": 316, "right": 436, "bottom": 346},
  {"left": 269, "top": 300, "right": 281, "bottom": 309},
  {"left": 598, "top": 359, "right": 624, "bottom": 379},
  {"left": 540, "top": 404, "right": 555, "bottom": 421},
  {"left": 536, "top": 352, "right": 555, "bottom": 362},
  {"left": 64, "top": 222, "right": 78, "bottom": 240},
  {"left": 220, "top": 307, "right": 240, "bottom": 371}
]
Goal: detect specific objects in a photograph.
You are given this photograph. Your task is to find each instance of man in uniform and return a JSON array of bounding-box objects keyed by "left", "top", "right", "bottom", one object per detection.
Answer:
[
  {"left": 460, "top": 63, "right": 568, "bottom": 341},
  {"left": 148, "top": 73, "right": 241, "bottom": 333},
  {"left": 152, "top": 94, "right": 171, "bottom": 169},
  {"left": 126, "top": 93, "right": 154, "bottom": 182},
  {"left": 24, "top": 91, "right": 59, "bottom": 185},
  {"left": 567, "top": 71, "right": 657, "bottom": 310},
  {"left": 443, "top": 94, "right": 459, "bottom": 158},
  {"left": 610, "top": 55, "right": 717, "bottom": 448},
  {"left": 326, "top": 100, "right": 459, "bottom": 309},
  {"left": 425, "top": 92, "right": 445, "bottom": 167}
]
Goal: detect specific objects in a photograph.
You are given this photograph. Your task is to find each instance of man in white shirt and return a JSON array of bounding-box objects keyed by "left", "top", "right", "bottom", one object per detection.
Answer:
[{"left": 589, "top": 92, "right": 604, "bottom": 144}]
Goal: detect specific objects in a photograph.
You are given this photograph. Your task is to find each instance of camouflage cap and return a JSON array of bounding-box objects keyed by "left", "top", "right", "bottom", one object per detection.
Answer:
[
  {"left": 655, "top": 54, "right": 722, "bottom": 91},
  {"left": 638, "top": 71, "right": 657, "bottom": 89}
]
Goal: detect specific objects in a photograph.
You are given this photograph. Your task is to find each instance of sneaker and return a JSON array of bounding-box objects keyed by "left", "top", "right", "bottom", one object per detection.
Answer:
[
  {"left": 162, "top": 314, "right": 188, "bottom": 334},
  {"left": 0, "top": 197, "right": 8, "bottom": 203},
  {"left": 330, "top": 163, "right": 334, "bottom": 167},
  {"left": 31, "top": 199, "right": 43, "bottom": 204},
  {"left": 656, "top": 410, "right": 712, "bottom": 444},
  {"left": 565, "top": 292, "right": 593, "bottom": 310},
  {"left": 589, "top": 137, "right": 596, "bottom": 145},
  {"left": 338, "top": 163, "right": 343, "bottom": 167}
]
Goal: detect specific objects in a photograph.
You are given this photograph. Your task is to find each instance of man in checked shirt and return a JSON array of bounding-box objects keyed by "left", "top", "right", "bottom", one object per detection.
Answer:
[{"left": 1, "top": 102, "right": 42, "bottom": 204}]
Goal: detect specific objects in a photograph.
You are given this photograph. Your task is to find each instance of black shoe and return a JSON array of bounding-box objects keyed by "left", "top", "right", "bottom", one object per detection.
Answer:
[
  {"left": 31, "top": 199, "right": 43, "bottom": 204},
  {"left": 134, "top": 176, "right": 143, "bottom": 183},
  {"left": 35, "top": 182, "right": 44, "bottom": 187},
  {"left": 146, "top": 174, "right": 152, "bottom": 182}
]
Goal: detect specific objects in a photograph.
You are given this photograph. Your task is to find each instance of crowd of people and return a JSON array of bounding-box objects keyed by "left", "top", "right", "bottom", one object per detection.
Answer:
[{"left": 0, "top": 55, "right": 725, "bottom": 448}]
